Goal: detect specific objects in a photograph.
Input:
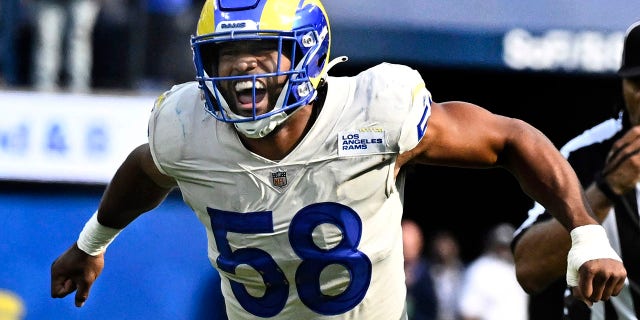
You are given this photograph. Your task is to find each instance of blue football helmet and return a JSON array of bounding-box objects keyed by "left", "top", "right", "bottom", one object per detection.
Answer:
[{"left": 191, "top": 0, "right": 331, "bottom": 138}]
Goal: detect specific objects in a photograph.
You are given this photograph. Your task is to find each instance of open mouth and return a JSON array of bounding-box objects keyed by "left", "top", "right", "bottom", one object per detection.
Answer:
[{"left": 235, "top": 80, "right": 267, "bottom": 114}]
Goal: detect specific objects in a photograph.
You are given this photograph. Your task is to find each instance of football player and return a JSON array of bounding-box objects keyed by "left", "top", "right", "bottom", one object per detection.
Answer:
[{"left": 51, "top": 0, "right": 627, "bottom": 319}]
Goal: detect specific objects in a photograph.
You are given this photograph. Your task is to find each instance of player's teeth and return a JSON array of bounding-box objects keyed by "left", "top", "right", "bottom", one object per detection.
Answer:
[{"left": 235, "top": 81, "right": 265, "bottom": 91}]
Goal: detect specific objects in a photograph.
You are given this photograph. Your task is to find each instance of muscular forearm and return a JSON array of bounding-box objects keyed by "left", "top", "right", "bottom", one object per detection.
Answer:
[
  {"left": 504, "top": 123, "right": 597, "bottom": 230},
  {"left": 97, "top": 144, "right": 175, "bottom": 229}
]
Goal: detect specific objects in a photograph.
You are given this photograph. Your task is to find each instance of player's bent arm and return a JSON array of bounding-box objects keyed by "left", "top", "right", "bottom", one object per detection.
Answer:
[
  {"left": 51, "top": 143, "right": 176, "bottom": 307},
  {"left": 403, "top": 101, "right": 626, "bottom": 301},
  {"left": 404, "top": 100, "right": 595, "bottom": 230}
]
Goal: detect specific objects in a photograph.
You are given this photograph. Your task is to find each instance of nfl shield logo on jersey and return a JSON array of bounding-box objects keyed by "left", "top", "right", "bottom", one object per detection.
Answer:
[{"left": 271, "top": 169, "right": 287, "bottom": 188}]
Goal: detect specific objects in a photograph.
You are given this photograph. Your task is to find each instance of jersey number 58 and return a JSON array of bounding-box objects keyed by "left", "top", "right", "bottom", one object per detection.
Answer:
[{"left": 207, "top": 202, "right": 372, "bottom": 317}]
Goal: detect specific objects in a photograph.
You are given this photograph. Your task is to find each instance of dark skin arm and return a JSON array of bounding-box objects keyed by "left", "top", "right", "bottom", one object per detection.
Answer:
[
  {"left": 50, "top": 143, "right": 176, "bottom": 307},
  {"left": 400, "top": 101, "right": 593, "bottom": 229},
  {"left": 398, "top": 101, "right": 626, "bottom": 304},
  {"left": 513, "top": 126, "right": 640, "bottom": 297}
]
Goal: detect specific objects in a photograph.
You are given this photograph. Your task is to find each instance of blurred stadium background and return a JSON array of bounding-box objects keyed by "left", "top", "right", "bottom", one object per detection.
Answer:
[{"left": 2, "top": 0, "right": 640, "bottom": 319}]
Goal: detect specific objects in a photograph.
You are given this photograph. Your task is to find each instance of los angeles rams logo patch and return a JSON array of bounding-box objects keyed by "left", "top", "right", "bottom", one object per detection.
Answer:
[{"left": 338, "top": 128, "right": 386, "bottom": 156}]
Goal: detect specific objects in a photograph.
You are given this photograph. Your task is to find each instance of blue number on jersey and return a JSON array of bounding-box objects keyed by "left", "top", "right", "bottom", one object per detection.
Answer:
[
  {"left": 207, "top": 208, "right": 287, "bottom": 317},
  {"left": 290, "top": 202, "right": 372, "bottom": 315},
  {"left": 207, "top": 202, "right": 372, "bottom": 317}
]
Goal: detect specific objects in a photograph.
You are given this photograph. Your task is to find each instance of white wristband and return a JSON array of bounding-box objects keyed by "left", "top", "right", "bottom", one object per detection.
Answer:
[
  {"left": 566, "top": 224, "right": 622, "bottom": 287},
  {"left": 77, "top": 212, "right": 123, "bottom": 256}
]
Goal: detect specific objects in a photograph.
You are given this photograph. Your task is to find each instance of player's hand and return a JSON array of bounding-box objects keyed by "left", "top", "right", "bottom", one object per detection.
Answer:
[
  {"left": 51, "top": 243, "right": 104, "bottom": 307},
  {"left": 571, "top": 259, "right": 627, "bottom": 306},
  {"left": 603, "top": 126, "right": 640, "bottom": 195}
]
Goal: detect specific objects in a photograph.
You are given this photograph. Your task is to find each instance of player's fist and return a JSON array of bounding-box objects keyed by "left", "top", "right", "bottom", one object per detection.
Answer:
[
  {"left": 566, "top": 225, "right": 626, "bottom": 305},
  {"left": 572, "top": 259, "right": 627, "bottom": 306}
]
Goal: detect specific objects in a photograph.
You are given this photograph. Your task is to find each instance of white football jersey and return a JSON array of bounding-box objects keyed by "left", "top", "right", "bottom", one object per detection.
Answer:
[{"left": 148, "top": 63, "right": 432, "bottom": 319}]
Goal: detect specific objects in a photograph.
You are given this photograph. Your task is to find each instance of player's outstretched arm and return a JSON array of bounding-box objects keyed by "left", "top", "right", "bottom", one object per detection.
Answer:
[
  {"left": 50, "top": 143, "right": 176, "bottom": 307},
  {"left": 400, "top": 101, "right": 627, "bottom": 304}
]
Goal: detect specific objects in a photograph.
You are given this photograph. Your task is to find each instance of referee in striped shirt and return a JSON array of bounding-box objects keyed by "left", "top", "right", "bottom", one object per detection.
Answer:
[{"left": 512, "top": 21, "right": 640, "bottom": 320}]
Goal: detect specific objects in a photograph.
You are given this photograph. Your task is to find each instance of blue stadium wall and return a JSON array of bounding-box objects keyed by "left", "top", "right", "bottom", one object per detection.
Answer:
[{"left": 0, "top": 183, "right": 227, "bottom": 320}]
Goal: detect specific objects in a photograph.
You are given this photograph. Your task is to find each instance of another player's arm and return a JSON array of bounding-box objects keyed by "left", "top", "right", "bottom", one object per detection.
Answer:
[
  {"left": 51, "top": 143, "right": 176, "bottom": 307},
  {"left": 513, "top": 182, "right": 614, "bottom": 293},
  {"left": 398, "top": 100, "right": 626, "bottom": 303}
]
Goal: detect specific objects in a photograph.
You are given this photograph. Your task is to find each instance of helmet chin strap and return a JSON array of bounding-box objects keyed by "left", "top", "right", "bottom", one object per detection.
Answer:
[{"left": 234, "top": 109, "right": 291, "bottom": 138}]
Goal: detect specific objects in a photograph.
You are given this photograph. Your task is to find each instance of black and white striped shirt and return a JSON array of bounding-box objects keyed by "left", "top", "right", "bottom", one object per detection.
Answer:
[{"left": 514, "top": 112, "right": 640, "bottom": 320}]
